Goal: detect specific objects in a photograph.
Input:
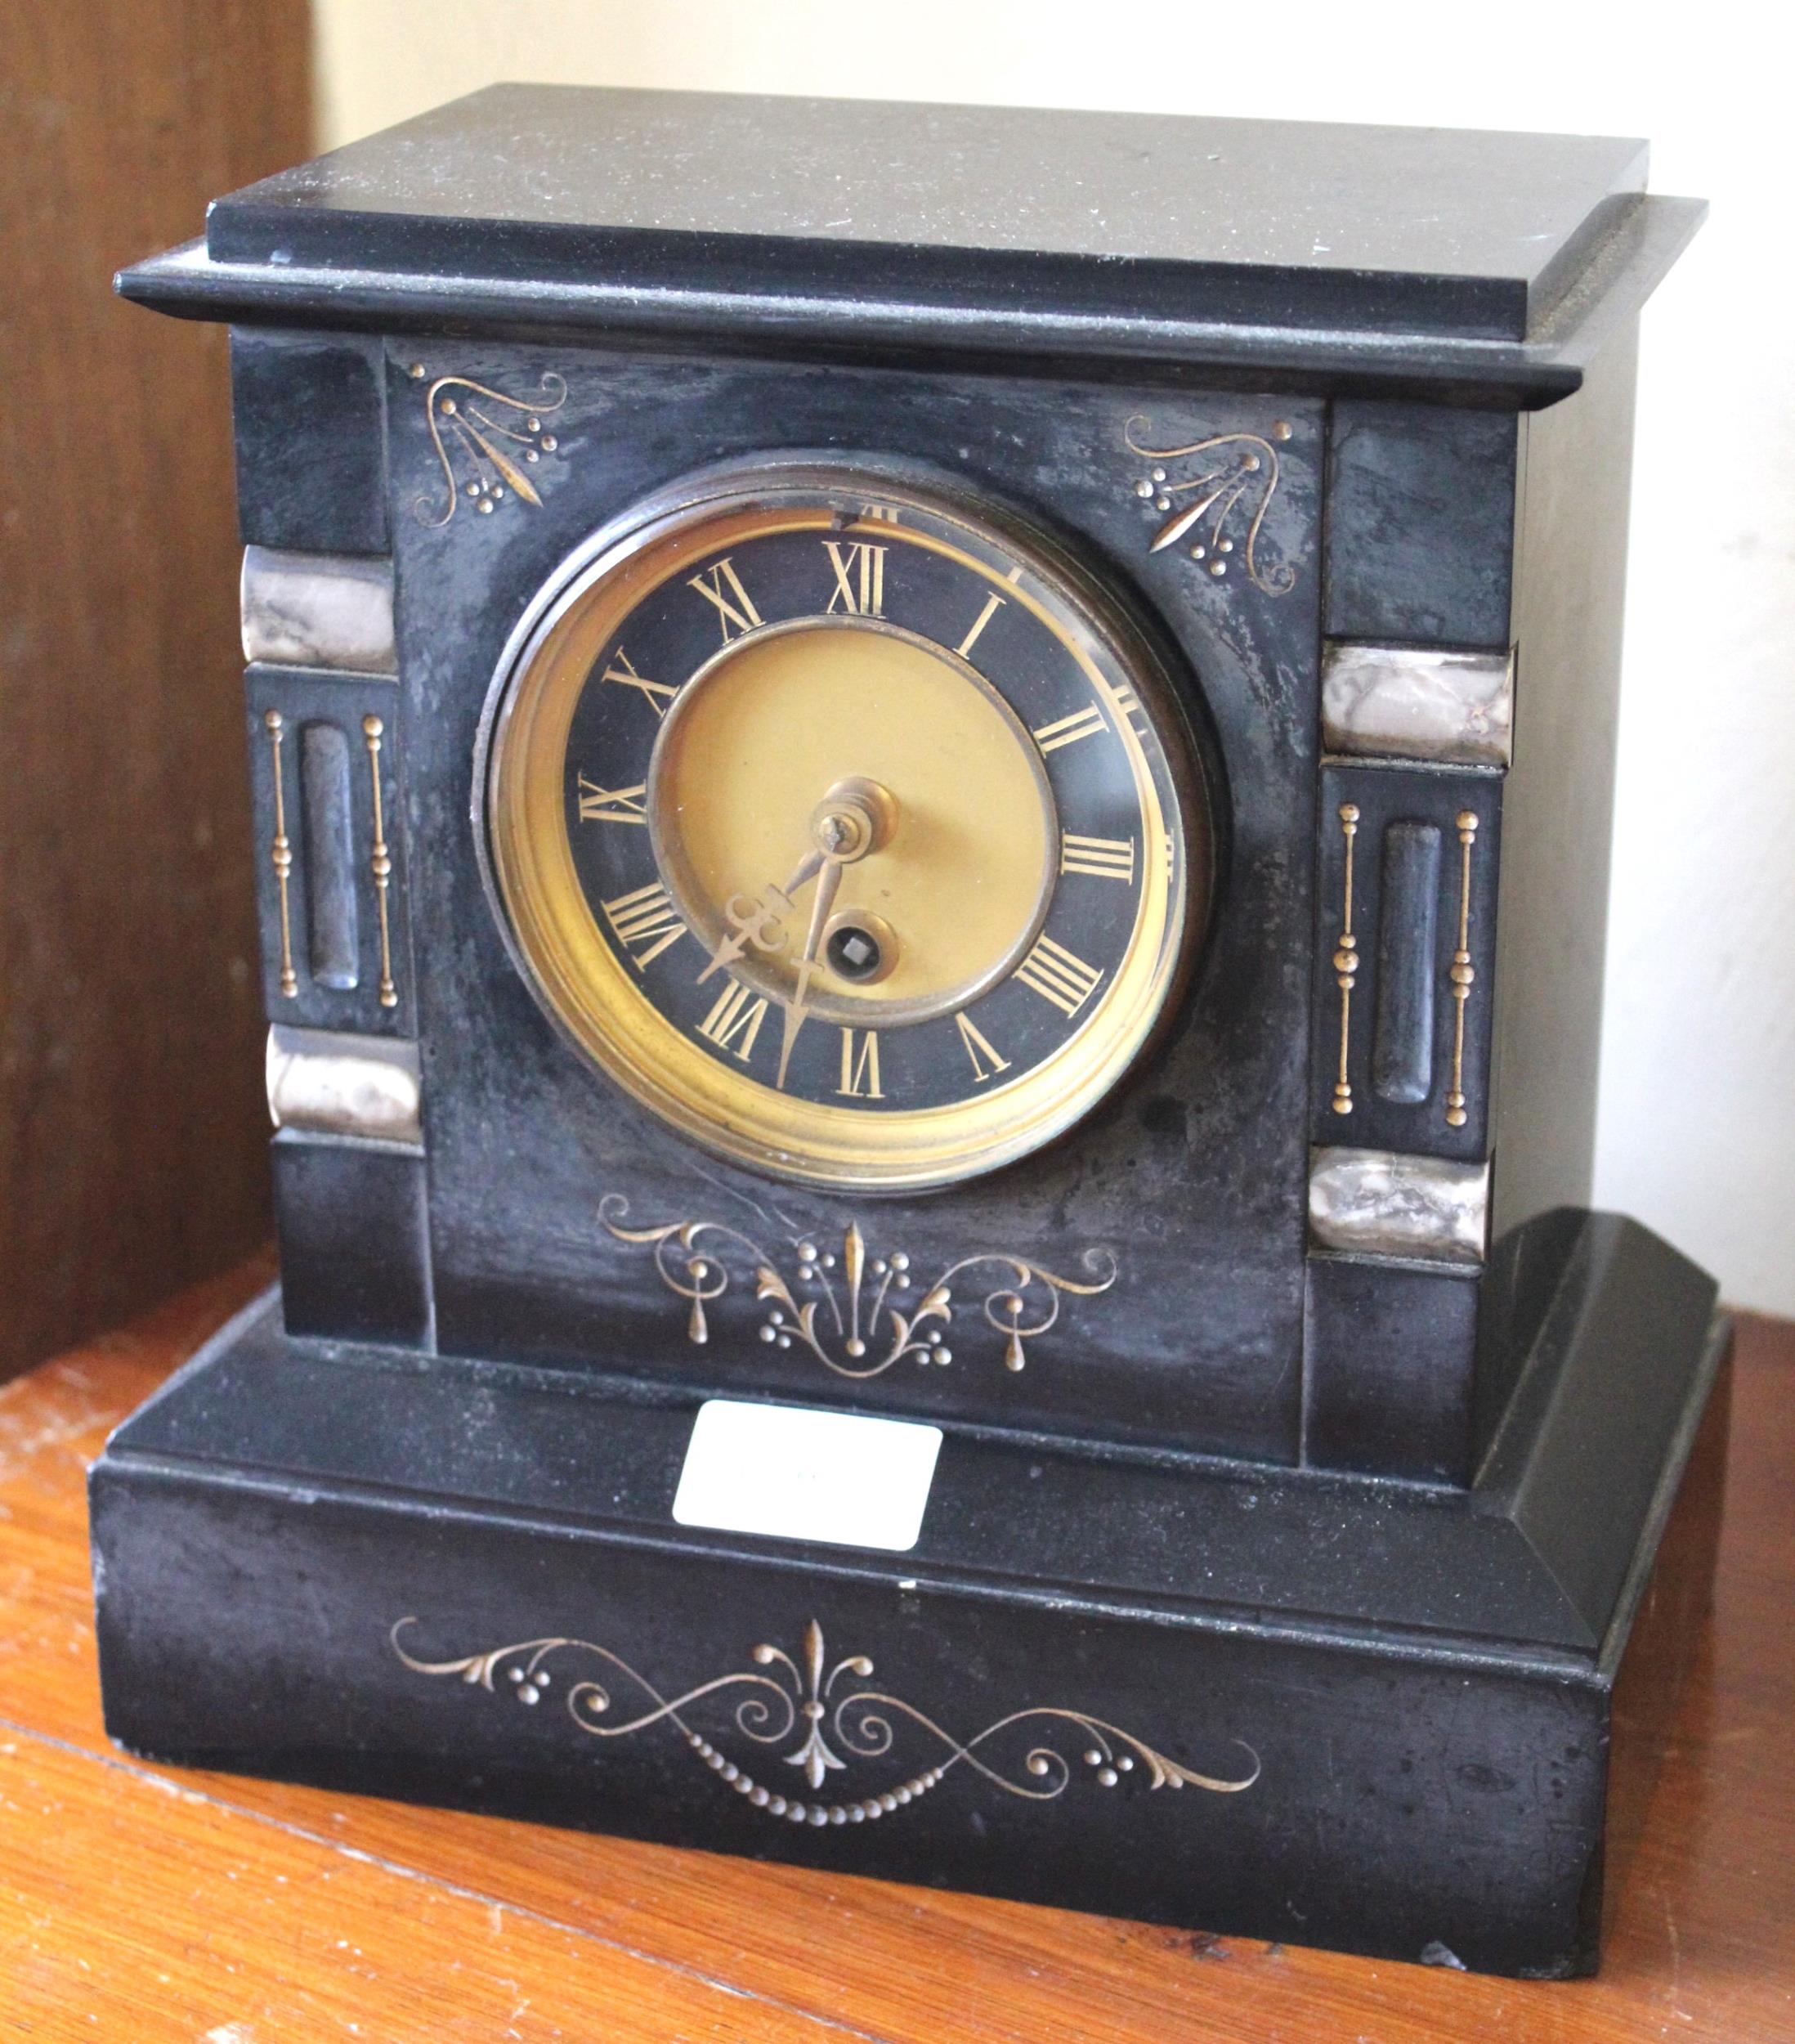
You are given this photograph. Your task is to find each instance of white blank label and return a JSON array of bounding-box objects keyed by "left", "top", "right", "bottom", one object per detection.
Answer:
[{"left": 673, "top": 1399, "right": 942, "bottom": 1553}]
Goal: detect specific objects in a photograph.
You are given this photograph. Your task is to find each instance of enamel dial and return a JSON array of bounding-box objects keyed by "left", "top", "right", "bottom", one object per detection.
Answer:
[{"left": 482, "top": 464, "right": 1208, "bottom": 1190}]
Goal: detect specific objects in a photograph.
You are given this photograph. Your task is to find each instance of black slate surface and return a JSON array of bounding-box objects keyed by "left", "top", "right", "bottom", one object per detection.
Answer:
[{"left": 204, "top": 84, "right": 1650, "bottom": 343}]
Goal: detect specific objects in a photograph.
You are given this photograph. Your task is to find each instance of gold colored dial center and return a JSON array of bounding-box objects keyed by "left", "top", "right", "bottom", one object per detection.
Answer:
[{"left": 647, "top": 618, "right": 1055, "bottom": 1026}]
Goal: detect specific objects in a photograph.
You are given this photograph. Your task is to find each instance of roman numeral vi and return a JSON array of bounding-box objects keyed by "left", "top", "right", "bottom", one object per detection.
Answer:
[{"left": 837, "top": 1028, "right": 884, "bottom": 1098}]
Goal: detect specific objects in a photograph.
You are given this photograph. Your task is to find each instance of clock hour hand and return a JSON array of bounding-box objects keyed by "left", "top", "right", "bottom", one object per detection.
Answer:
[{"left": 696, "top": 848, "right": 824, "bottom": 984}]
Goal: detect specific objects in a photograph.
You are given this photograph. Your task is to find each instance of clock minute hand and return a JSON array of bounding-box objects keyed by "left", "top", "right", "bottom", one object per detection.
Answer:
[{"left": 777, "top": 851, "right": 844, "bottom": 1091}]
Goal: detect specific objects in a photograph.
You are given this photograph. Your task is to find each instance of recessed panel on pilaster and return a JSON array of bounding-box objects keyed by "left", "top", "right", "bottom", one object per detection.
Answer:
[
  {"left": 1311, "top": 763, "right": 1502, "bottom": 1158},
  {"left": 245, "top": 666, "right": 413, "bottom": 1037}
]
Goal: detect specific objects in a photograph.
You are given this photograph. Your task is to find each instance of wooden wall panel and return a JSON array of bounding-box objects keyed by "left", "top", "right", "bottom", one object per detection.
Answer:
[{"left": 0, "top": 1, "right": 312, "bottom": 1378}]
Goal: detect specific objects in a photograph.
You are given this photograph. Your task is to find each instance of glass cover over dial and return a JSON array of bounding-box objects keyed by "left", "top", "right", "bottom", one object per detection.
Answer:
[{"left": 481, "top": 464, "right": 1209, "bottom": 1190}]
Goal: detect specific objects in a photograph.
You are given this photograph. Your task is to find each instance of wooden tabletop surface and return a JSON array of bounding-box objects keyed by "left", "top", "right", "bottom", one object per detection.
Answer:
[{"left": 2, "top": 1260, "right": 1791, "bottom": 2042}]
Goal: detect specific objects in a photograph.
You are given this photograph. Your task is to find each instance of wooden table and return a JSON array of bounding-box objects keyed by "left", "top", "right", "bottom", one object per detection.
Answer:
[{"left": 2, "top": 1262, "right": 1791, "bottom": 2041}]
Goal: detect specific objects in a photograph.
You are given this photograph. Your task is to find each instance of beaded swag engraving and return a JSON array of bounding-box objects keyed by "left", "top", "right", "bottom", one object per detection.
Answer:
[{"left": 393, "top": 1616, "right": 1260, "bottom": 1828}]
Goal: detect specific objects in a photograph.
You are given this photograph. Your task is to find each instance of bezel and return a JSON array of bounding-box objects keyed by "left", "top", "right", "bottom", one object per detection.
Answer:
[{"left": 475, "top": 455, "right": 1211, "bottom": 1191}]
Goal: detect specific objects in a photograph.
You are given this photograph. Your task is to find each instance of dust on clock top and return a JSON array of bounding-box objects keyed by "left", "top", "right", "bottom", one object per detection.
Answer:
[{"left": 201, "top": 83, "right": 1655, "bottom": 343}]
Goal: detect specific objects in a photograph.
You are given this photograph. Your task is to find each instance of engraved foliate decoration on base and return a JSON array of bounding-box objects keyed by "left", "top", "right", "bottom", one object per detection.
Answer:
[
  {"left": 1121, "top": 416, "right": 1296, "bottom": 594},
  {"left": 600, "top": 1196, "right": 1117, "bottom": 1376},
  {"left": 393, "top": 1615, "right": 1259, "bottom": 1828},
  {"left": 410, "top": 365, "right": 569, "bottom": 527}
]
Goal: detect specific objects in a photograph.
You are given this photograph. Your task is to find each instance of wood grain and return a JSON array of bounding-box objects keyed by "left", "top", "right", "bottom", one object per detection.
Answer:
[
  {"left": 1, "top": 1265, "right": 1792, "bottom": 2040},
  {"left": 0, "top": 2, "right": 309, "bottom": 1383}
]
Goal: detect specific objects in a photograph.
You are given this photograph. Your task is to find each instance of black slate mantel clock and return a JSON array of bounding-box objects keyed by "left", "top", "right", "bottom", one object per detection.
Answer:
[{"left": 92, "top": 87, "right": 1720, "bottom": 1979}]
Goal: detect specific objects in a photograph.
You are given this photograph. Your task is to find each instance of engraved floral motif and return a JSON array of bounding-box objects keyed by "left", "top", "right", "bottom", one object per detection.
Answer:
[
  {"left": 600, "top": 1195, "right": 1117, "bottom": 1378},
  {"left": 411, "top": 366, "right": 568, "bottom": 527},
  {"left": 393, "top": 1615, "right": 1260, "bottom": 1828},
  {"left": 1122, "top": 415, "right": 1296, "bottom": 594}
]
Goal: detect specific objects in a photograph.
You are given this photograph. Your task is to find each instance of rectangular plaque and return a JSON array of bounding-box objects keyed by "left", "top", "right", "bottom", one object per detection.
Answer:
[{"left": 673, "top": 1398, "right": 942, "bottom": 1552}]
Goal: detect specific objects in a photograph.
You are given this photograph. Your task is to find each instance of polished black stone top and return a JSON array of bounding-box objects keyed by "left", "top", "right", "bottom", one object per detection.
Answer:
[
  {"left": 208, "top": 85, "right": 1649, "bottom": 341},
  {"left": 123, "top": 86, "right": 1704, "bottom": 404}
]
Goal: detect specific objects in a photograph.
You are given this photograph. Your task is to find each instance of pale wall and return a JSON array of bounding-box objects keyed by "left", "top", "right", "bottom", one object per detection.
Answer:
[{"left": 312, "top": 0, "right": 1795, "bottom": 1314}]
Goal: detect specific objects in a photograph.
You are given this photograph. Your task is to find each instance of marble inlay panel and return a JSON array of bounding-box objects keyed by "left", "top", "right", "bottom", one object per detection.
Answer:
[
  {"left": 1322, "top": 643, "right": 1513, "bottom": 767},
  {"left": 1307, "top": 1145, "right": 1488, "bottom": 1265},
  {"left": 242, "top": 547, "right": 396, "bottom": 675},
  {"left": 266, "top": 1025, "right": 422, "bottom": 1145}
]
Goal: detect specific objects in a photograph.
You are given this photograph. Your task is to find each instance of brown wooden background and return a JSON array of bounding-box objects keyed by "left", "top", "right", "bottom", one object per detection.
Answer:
[{"left": 0, "top": 0, "right": 311, "bottom": 1380}]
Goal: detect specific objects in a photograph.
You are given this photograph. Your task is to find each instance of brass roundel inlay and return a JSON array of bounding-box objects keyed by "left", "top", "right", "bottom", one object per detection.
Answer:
[{"left": 480, "top": 463, "right": 1209, "bottom": 1191}]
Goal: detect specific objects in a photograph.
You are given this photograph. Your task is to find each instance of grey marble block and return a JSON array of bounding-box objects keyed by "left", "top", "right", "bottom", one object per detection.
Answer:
[
  {"left": 1322, "top": 643, "right": 1513, "bottom": 767},
  {"left": 1307, "top": 1145, "right": 1488, "bottom": 1265},
  {"left": 266, "top": 1025, "right": 423, "bottom": 1146},
  {"left": 241, "top": 547, "right": 396, "bottom": 675}
]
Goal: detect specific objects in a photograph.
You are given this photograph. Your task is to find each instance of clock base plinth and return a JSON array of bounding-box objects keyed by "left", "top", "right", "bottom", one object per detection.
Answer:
[{"left": 88, "top": 1212, "right": 1723, "bottom": 1979}]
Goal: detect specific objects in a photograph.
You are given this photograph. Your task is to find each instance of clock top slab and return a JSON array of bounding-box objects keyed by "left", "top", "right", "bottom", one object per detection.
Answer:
[
  {"left": 208, "top": 84, "right": 1642, "bottom": 340},
  {"left": 126, "top": 86, "right": 1703, "bottom": 403}
]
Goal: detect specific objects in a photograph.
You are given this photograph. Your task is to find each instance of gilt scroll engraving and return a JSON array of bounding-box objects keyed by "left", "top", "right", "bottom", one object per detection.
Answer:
[
  {"left": 394, "top": 1616, "right": 1259, "bottom": 1829},
  {"left": 601, "top": 1197, "right": 1116, "bottom": 1378},
  {"left": 1122, "top": 416, "right": 1296, "bottom": 594},
  {"left": 411, "top": 367, "right": 568, "bottom": 527}
]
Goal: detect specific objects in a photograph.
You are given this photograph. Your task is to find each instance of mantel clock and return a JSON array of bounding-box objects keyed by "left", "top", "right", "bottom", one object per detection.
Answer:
[{"left": 92, "top": 88, "right": 1720, "bottom": 1979}]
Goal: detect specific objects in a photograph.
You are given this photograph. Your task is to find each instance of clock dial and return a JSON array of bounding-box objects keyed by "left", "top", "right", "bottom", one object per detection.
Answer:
[{"left": 482, "top": 464, "right": 1209, "bottom": 1189}]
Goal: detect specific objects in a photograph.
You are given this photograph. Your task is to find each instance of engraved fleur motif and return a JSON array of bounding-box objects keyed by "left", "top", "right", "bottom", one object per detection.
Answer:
[
  {"left": 393, "top": 1615, "right": 1260, "bottom": 1829},
  {"left": 600, "top": 1196, "right": 1117, "bottom": 1378},
  {"left": 1122, "top": 415, "right": 1296, "bottom": 594},
  {"left": 410, "top": 365, "right": 568, "bottom": 527}
]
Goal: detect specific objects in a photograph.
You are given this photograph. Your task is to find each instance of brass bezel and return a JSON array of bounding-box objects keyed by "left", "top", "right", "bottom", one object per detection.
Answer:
[{"left": 477, "top": 459, "right": 1207, "bottom": 1192}]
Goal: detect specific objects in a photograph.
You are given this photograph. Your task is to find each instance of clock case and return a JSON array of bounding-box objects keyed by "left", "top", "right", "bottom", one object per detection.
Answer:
[{"left": 92, "top": 88, "right": 1717, "bottom": 1977}]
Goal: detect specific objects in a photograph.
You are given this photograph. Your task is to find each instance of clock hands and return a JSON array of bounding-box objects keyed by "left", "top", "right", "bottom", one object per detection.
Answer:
[
  {"left": 695, "top": 847, "right": 823, "bottom": 985},
  {"left": 777, "top": 831, "right": 848, "bottom": 1089},
  {"left": 776, "top": 782, "right": 899, "bottom": 1087},
  {"left": 689, "top": 778, "right": 898, "bottom": 1088}
]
